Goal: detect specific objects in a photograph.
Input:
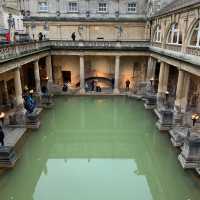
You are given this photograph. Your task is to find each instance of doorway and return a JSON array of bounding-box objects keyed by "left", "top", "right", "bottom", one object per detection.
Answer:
[{"left": 62, "top": 71, "right": 71, "bottom": 83}]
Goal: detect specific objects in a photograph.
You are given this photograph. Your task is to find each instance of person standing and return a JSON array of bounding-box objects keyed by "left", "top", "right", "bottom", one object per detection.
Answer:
[
  {"left": 0, "top": 126, "right": 5, "bottom": 146},
  {"left": 71, "top": 32, "right": 76, "bottom": 41},
  {"left": 125, "top": 80, "right": 130, "bottom": 91}
]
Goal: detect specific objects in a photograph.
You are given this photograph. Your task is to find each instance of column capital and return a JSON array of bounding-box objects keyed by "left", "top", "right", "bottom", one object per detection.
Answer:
[
  {"left": 34, "top": 59, "right": 39, "bottom": 64},
  {"left": 115, "top": 55, "right": 121, "bottom": 59}
]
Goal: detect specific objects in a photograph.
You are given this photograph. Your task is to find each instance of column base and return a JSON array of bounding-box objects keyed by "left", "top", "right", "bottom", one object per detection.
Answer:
[
  {"left": 16, "top": 96, "right": 24, "bottom": 107},
  {"left": 79, "top": 88, "right": 85, "bottom": 94},
  {"left": 113, "top": 88, "right": 120, "bottom": 94}
]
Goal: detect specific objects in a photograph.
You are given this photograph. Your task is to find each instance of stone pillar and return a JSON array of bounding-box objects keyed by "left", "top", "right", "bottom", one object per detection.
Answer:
[
  {"left": 14, "top": 68, "right": 23, "bottom": 106},
  {"left": 46, "top": 55, "right": 53, "bottom": 82},
  {"left": 114, "top": 56, "right": 120, "bottom": 94},
  {"left": 157, "top": 62, "right": 169, "bottom": 95},
  {"left": 34, "top": 60, "right": 41, "bottom": 94},
  {"left": 46, "top": 55, "right": 53, "bottom": 90},
  {"left": 175, "top": 70, "right": 190, "bottom": 112},
  {"left": 146, "top": 57, "right": 156, "bottom": 81},
  {"left": 3, "top": 80, "right": 9, "bottom": 104},
  {"left": 80, "top": 56, "right": 85, "bottom": 94}
]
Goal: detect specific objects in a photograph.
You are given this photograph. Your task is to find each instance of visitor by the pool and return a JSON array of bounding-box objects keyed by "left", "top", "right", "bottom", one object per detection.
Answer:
[
  {"left": 71, "top": 32, "right": 76, "bottom": 41},
  {"left": 63, "top": 82, "right": 68, "bottom": 92},
  {"left": 126, "top": 80, "right": 130, "bottom": 91},
  {"left": 0, "top": 126, "right": 5, "bottom": 146},
  {"left": 41, "top": 86, "right": 48, "bottom": 94},
  {"left": 111, "top": 78, "right": 115, "bottom": 89},
  {"left": 38, "top": 32, "right": 43, "bottom": 41},
  {"left": 91, "top": 80, "right": 95, "bottom": 91},
  {"left": 85, "top": 82, "right": 89, "bottom": 92}
]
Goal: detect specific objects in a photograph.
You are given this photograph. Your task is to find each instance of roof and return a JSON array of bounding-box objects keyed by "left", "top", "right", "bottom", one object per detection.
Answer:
[{"left": 153, "top": 0, "right": 200, "bottom": 17}]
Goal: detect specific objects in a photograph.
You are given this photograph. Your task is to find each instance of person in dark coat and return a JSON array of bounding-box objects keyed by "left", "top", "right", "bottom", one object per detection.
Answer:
[
  {"left": 0, "top": 126, "right": 5, "bottom": 146},
  {"left": 125, "top": 80, "right": 130, "bottom": 91},
  {"left": 71, "top": 32, "right": 76, "bottom": 41}
]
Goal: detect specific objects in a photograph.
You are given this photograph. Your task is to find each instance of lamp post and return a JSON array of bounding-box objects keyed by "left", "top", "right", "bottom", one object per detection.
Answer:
[
  {"left": 150, "top": 77, "right": 154, "bottom": 86},
  {"left": 0, "top": 112, "right": 5, "bottom": 126},
  {"left": 165, "top": 91, "right": 169, "bottom": 101},
  {"left": 192, "top": 114, "right": 200, "bottom": 127}
]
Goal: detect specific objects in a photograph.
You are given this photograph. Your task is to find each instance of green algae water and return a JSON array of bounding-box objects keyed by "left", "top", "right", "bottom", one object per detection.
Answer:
[{"left": 0, "top": 96, "right": 200, "bottom": 200}]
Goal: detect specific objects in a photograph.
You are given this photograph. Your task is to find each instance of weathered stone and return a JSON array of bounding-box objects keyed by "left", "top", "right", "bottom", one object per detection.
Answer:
[
  {"left": 178, "top": 135, "right": 200, "bottom": 169},
  {"left": 0, "top": 147, "right": 17, "bottom": 168},
  {"left": 154, "top": 107, "right": 173, "bottom": 131},
  {"left": 144, "top": 83, "right": 157, "bottom": 109},
  {"left": 169, "top": 127, "right": 188, "bottom": 147}
]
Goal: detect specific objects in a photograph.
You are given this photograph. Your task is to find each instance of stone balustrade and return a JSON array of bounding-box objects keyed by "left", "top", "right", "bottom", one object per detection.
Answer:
[
  {"left": 152, "top": 42, "right": 162, "bottom": 48},
  {"left": 186, "top": 46, "right": 200, "bottom": 56},
  {"left": 165, "top": 44, "right": 182, "bottom": 52},
  {"left": 0, "top": 41, "right": 51, "bottom": 63},
  {"left": 0, "top": 40, "right": 150, "bottom": 63},
  {"left": 50, "top": 40, "right": 150, "bottom": 50},
  {"left": 1, "top": 40, "right": 200, "bottom": 65}
]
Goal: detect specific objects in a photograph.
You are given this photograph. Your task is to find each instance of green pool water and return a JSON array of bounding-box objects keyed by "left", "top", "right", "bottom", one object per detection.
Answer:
[{"left": 0, "top": 96, "right": 200, "bottom": 200}]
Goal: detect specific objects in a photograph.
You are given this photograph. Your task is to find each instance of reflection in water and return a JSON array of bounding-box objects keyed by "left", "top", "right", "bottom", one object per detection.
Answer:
[
  {"left": 0, "top": 96, "right": 200, "bottom": 200},
  {"left": 34, "top": 159, "right": 152, "bottom": 200}
]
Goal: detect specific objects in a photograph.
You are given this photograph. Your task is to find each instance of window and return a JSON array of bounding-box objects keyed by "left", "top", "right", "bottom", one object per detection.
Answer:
[
  {"left": 98, "top": 3, "right": 107, "bottom": 13},
  {"left": 167, "top": 23, "right": 182, "bottom": 45},
  {"left": 38, "top": 2, "right": 48, "bottom": 12},
  {"left": 190, "top": 21, "right": 200, "bottom": 47},
  {"left": 153, "top": 25, "right": 162, "bottom": 43},
  {"left": 69, "top": 2, "right": 78, "bottom": 12},
  {"left": 128, "top": 2, "right": 136, "bottom": 13}
]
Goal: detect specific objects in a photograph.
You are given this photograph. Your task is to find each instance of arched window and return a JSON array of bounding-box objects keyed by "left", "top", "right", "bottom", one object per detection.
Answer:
[
  {"left": 153, "top": 25, "right": 162, "bottom": 43},
  {"left": 167, "top": 23, "right": 182, "bottom": 45},
  {"left": 190, "top": 20, "right": 200, "bottom": 47}
]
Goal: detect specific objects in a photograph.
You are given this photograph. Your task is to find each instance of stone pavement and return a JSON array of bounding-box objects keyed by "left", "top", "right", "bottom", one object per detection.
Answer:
[{"left": 1, "top": 127, "right": 27, "bottom": 147}]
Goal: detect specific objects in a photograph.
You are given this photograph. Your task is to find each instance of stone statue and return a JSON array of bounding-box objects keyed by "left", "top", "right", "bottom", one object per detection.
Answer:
[{"left": 23, "top": 93, "right": 36, "bottom": 114}]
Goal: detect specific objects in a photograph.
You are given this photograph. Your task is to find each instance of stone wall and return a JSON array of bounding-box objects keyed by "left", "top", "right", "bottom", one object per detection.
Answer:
[
  {"left": 26, "top": 21, "right": 148, "bottom": 41},
  {"left": 52, "top": 55, "right": 147, "bottom": 89}
]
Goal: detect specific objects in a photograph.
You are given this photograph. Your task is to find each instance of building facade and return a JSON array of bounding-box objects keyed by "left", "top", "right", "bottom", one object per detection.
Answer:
[
  {"left": 0, "top": 0, "right": 24, "bottom": 41},
  {"left": 22, "top": 0, "right": 149, "bottom": 41}
]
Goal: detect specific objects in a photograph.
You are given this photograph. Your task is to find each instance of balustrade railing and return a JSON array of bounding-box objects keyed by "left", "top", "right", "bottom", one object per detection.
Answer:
[
  {"left": 0, "top": 40, "right": 150, "bottom": 62},
  {"left": 186, "top": 46, "right": 200, "bottom": 56},
  {"left": 0, "top": 41, "right": 50, "bottom": 62},
  {"left": 1, "top": 40, "right": 200, "bottom": 64},
  {"left": 165, "top": 44, "right": 182, "bottom": 52},
  {"left": 50, "top": 40, "right": 150, "bottom": 49},
  {"left": 152, "top": 42, "right": 162, "bottom": 48}
]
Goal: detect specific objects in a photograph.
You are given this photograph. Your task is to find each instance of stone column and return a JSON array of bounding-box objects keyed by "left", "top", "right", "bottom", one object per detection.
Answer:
[
  {"left": 79, "top": 56, "right": 85, "bottom": 94},
  {"left": 175, "top": 70, "right": 184, "bottom": 108},
  {"left": 146, "top": 57, "right": 156, "bottom": 81},
  {"left": 114, "top": 56, "right": 120, "bottom": 94},
  {"left": 157, "top": 62, "right": 169, "bottom": 95},
  {"left": 157, "top": 62, "right": 165, "bottom": 94},
  {"left": 162, "top": 63, "right": 169, "bottom": 92},
  {"left": 46, "top": 55, "right": 53, "bottom": 82},
  {"left": 14, "top": 68, "right": 23, "bottom": 106},
  {"left": 34, "top": 60, "right": 41, "bottom": 94},
  {"left": 175, "top": 70, "right": 190, "bottom": 112},
  {"left": 181, "top": 73, "right": 190, "bottom": 112},
  {"left": 3, "top": 80, "right": 9, "bottom": 104},
  {"left": 46, "top": 55, "right": 53, "bottom": 90}
]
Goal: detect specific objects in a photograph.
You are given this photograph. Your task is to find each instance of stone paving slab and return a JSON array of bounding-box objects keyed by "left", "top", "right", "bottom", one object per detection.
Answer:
[{"left": 2, "top": 127, "right": 27, "bottom": 147}]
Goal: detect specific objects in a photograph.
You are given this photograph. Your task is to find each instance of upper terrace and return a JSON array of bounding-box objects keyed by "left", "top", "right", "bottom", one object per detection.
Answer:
[{"left": 0, "top": 40, "right": 200, "bottom": 70}]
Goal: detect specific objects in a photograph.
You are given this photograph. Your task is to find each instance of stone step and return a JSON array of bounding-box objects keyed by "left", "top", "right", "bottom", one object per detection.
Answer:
[{"left": 0, "top": 147, "right": 17, "bottom": 168}]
